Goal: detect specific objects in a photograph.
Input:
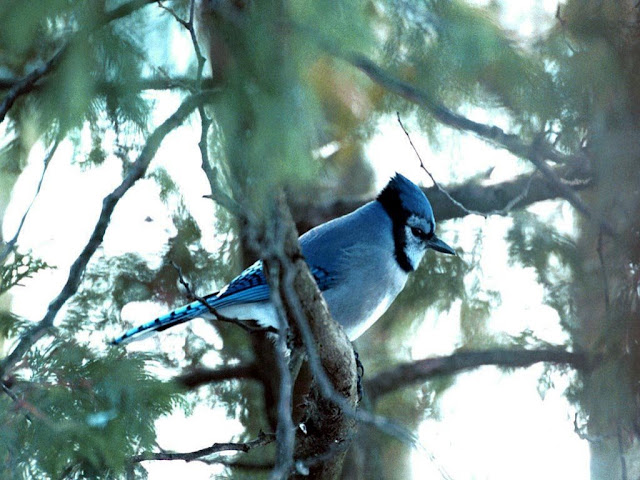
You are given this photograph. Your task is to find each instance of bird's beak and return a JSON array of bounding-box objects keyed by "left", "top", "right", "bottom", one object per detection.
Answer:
[{"left": 427, "top": 235, "right": 456, "bottom": 255}]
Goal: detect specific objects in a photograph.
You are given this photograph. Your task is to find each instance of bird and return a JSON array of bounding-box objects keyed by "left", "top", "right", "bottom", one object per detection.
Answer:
[{"left": 112, "top": 173, "right": 455, "bottom": 345}]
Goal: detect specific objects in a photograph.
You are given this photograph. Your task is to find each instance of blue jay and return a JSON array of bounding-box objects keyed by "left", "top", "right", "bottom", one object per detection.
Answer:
[{"left": 112, "top": 174, "right": 455, "bottom": 345}]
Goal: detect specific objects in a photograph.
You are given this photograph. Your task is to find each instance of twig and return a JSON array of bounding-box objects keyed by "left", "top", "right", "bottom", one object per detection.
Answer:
[
  {"left": 162, "top": 0, "right": 242, "bottom": 218},
  {"left": 396, "top": 112, "right": 485, "bottom": 217},
  {"left": 555, "top": 5, "right": 578, "bottom": 54},
  {"left": 0, "top": 91, "right": 215, "bottom": 380},
  {"left": 131, "top": 431, "right": 275, "bottom": 463},
  {"left": 1, "top": 380, "right": 32, "bottom": 423},
  {"left": 157, "top": 2, "right": 189, "bottom": 28},
  {"left": 267, "top": 262, "right": 297, "bottom": 480},
  {"left": 1, "top": 380, "right": 55, "bottom": 425},
  {"left": 171, "top": 261, "right": 273, "bottom": 334},
  {"left": 0, "top": 136, "right": 61, "bottom": 264}
]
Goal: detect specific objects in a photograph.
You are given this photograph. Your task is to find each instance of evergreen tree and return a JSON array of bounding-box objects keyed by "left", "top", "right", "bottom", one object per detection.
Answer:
[{"left": 1, "top": 1, "right": 637, "bottom": 479}]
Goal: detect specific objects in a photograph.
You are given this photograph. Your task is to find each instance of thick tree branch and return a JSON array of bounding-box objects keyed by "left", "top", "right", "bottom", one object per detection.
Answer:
[
  {"left": 365, "top": 348, "right": 596, "bottom": 401},
  {"left": 291, "top": 164, "right": 592, "bottom": 234},
  {"left": 131, "top": 431, "right": 275, "bottom": 463},
  {"left": 257, "top": 197, "right": 359, "bottom": 479},
  {"left": 0, "top": 91, "right": 215, "bottom": 380}
]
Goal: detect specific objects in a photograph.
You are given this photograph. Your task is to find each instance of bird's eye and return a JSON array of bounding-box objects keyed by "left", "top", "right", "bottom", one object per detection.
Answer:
[
  {"left": 411, "top": 226, "right": 426, "bottom": 239},
  {"left": 410, "top": 226, "right": 434, "bottom": 241}
]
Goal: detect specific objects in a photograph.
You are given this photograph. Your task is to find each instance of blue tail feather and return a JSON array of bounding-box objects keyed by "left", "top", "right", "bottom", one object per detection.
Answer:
[
  {"left": 111, "top": 300, "right": 211, "bottom": 345},
  {"left": 111, "top": 259, "right": 336, "bottom": 345}
]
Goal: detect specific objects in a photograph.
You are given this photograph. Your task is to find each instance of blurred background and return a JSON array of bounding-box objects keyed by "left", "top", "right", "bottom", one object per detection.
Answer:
[{"left": 1, "top": 0, "right": 638, "bottom": 479}]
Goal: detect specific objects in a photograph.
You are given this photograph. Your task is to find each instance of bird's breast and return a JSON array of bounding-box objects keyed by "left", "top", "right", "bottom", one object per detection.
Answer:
[{"left": 324, "top": 247, "right": 408, "bottom": 340}]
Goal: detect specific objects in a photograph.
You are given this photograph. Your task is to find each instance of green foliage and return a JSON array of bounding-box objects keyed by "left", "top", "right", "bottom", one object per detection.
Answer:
[
  {"left": 0, "top": 1, "right": 74, "bottom": 68},
  {"left": 62, "top": 203, "right": 224, "bottom": 334},
  {"left": 148, "top": 167, "right": 179, "bottom": 202},
  {"left": 1, "top": 0, "right": 154, "bottom": 181},
  {"left": 0, "top": 250, "right": 51, "bottom": 297},
  {"left": 459, "top": 283, "right": 500, "bottom": 348},
  {"left": 507, "top": 211, "right": 578, "bottom": 330},
  {"left": 0, "top": 310, "right": 32, "bottom": 339},
  {"left": 0, "top": 137, "right": 29, "bottom": 175},
  {"left": 1, "top": 340, "right": 180, "bottom": 479},
  {"left": 291, "top": 0, "right": 373, "bottom": 54},
  {"left": 378, "top": 0, "right": 558, "bottom": 142}
]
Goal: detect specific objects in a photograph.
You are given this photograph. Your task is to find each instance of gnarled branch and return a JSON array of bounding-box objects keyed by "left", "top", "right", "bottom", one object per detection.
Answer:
[{"left": 365, "top": 348, "right": 596, "bottom": 401}]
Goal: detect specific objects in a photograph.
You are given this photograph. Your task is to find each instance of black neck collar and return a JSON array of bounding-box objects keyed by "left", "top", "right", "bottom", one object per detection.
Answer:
[{"left": 377, "top": 189, "right": 413, "bottom": 273}]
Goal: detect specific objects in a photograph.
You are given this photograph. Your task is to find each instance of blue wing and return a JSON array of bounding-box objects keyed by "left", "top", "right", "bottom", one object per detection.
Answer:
[
  {"left": 212, "top": 260, "right": 336, "bottom": 306},
  {"left": 112, "top": 259, "right": 336, "bottom": 344}
]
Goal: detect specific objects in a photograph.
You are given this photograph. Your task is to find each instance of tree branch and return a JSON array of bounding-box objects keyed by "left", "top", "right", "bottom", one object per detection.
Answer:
[
  {"left": 131, "top": 431, "right": 275, "bottom": 463},
  {"left": 175, "top": 363, "right": 259, "bottom": 389},
  {"left": 295, "top": 28, "right": 611, "bottom": 235},
  {"left": 346, "top": 53, "right": 578, "bottom": 166},
  {"left": 365, "top": 348, "right": 597, "bottom": 401},
  {"left": 342, "top": 52, "right": 617, "bottom": 235},
  {"left": 0, "top": 49, "right": 65, "bottom": 124},
  {"left": 0, "top": 76, "right": 220, "bottom": 94},
  {"left": 290, "top": 164, "right": 592, "bottom": 234},
  {"left": 0, "top": 91, "right": 215, "bottom": 380},
  {"left": 259, "top": 198, "right": 358, "bottom": 479}
]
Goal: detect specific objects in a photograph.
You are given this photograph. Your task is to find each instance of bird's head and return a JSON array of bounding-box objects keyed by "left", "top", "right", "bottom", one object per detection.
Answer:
[{"left": 377, "top": 173, "right": 456, "bottom": 272}]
